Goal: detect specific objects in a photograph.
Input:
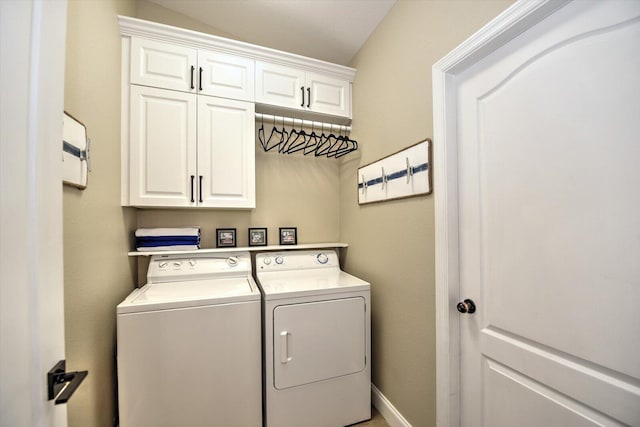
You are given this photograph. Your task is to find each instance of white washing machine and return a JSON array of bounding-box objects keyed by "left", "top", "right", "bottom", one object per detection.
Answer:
[
  {"left": 255, "top": 250, "right": 371, "bottom": 427},
  {"left": 116, "top": 252, "right": 262, "bottom": 427}
]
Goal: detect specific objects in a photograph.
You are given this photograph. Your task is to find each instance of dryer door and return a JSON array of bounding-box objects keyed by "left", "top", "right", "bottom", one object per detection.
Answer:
[{"left": 273, "top": 297, "right": 366, "bottom": 390}]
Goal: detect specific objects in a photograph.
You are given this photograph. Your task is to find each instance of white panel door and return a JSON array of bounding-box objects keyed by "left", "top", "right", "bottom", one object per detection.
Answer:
[
  {"left": 130, "top": 85, "right": 196, "bottom": 207},
  {"left": 197, "top": 95, "right": 255, "bottom": 208},
  {"left": 306, "top": 72, "right": 351, "bottom": 118},
  {"left": 1, "top": 0, "right": 68, "bottom": 425},
  {"left": 255, "top": 61, "right": 305, "bottom": 110},
  {"left": 452, "top": 1, "right": 640, "bottom": 426},
  {"left": 130, "top": 37, "right": 196, "bottom": 92},
  {"left": 198, "top": 51, "right": 254, "bottom": 101},
  {"left": 273, "top": 298, "right": 366, "bottom": 390}
]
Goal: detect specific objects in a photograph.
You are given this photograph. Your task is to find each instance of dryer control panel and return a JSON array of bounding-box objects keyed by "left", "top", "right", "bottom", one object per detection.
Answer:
[{"left": 256, "top": 250, "right": 339, "bottom": 272}]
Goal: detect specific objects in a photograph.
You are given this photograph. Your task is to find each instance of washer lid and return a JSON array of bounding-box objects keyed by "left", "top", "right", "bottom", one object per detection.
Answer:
[
  {"left": 117, "top": 277, "right": 259, "bottom": 314},
  {"left": 257, "top": 269, "right": 370, "bottom": 300}
]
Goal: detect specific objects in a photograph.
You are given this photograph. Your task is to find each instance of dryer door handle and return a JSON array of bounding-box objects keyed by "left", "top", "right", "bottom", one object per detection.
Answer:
[{"left": 280, "top": 331, "right": 292, "bottom": 364}]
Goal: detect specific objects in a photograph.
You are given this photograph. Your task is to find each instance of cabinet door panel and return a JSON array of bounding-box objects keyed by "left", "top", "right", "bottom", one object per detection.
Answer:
[
  {"left": 131, "top": 37, "right": 196, "bottom": 92},
  {"left": 130, "top": 86, "right": 196, "bottom": 206},
  {"left": 255, "top": 61, "right": 305, "bottom": 110},
  {"left": 197, "top": 96, "right": 255, "bottom": 208},
  {"left": 306, "top": 72, "right": 351, "bottom": 118},
  {"left": 199, "top": 51, "right": 254, "bottom": 101}
]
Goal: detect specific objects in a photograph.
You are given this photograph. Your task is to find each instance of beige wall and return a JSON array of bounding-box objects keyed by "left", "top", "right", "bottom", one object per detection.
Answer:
[
  {"left": 341, "top": 1, "right": 513, "bottom": 426},
  {"left": 64, "top": 1, "right": 137, "bottom": 426},
  {"left": 136, "top": 0, "right": 238, "bottom": 39}
]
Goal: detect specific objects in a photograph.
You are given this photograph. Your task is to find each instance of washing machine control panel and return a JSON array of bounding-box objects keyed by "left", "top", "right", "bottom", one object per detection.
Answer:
[
  {"left": 147, "top": 252, "right": 251, "bottom": 283},
  {"left": 257, "top": 250, "right": 339, "bottom": 271}
]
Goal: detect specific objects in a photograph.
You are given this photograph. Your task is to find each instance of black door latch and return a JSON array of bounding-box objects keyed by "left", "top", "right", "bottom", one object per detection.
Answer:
[{"left": 47, "top": 360, "right": 88, "bottom": 405}]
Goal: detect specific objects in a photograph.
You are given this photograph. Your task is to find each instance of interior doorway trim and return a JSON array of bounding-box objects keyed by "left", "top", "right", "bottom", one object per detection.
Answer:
[{"left": 431, "top": 1, "right": 571, "bottom": 426}]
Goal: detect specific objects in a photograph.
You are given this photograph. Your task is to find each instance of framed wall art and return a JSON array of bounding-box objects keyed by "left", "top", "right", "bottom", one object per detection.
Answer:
[
  {"left": 62, "top": 111, "right": 90, "bottom": 189},
  {"left": 279, "top": 227, "right": 297, "bottom": 245},
  {"left": 248, "top": 228, "right": 268, "bottom": 247},
  {"left": 216, "top": 228, "right": 237, "bottom": 248},
  {"left": 357, "top": 139, "right": 432, "bottom": 204}
]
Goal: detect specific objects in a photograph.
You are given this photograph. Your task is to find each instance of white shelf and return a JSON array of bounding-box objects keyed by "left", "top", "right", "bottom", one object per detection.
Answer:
[{"left": 129, "top": 242, "right": 348, "bottom": 257}]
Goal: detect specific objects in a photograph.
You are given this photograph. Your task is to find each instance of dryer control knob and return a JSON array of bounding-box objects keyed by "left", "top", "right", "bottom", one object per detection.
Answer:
[
  {"left": 227, "top": 256, "right": 238, "bottom": 267},
  {"left": 188, "top": 259, "right": 196, "bottom": 267},
  {"left": 173, "top": 261, "right": 182, "bottom": 268},
  {"left": 263, "top": 257, "right": 272, "bottom": 265},
  {"left": 317, "top": 253, "right": 329, "bottom": 264},
  {"left": 275, "top": 256, "right": 284, "bottom": 265},
  {"left": 159, "top": 261, "right": 169, "bottom": 268}
]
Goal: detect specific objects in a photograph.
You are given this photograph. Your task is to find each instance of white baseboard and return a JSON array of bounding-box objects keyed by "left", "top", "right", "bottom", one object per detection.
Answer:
[{"left": 371, "top": 384, "right": 412, "bottom": 427}]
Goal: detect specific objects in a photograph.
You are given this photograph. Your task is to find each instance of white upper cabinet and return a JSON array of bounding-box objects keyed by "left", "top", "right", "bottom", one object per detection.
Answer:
[
  {"left": 255, "top": 61, "right": 351, "bottom": 118},
  {"left": 198, "top": 96, "right": 255, "bottom": 208},
  {"left": 130, "top": 38, "right": 197, "bottom": 93},
  {"left": 198, "top": 51, "right": 254, "bottom": 102},
  {"left": 129, "top": 85, "right": 255, "bottom": 208},
  {"left": 130, "top": 37, "right": 254, "bottom": 101},
  {"left": 254, "top": 62, "right": 305, "bottom": 110},
  {"left": 129, "top": 85, "right": 197, "bottom": 207},
  {"left": 305, "top": 71, "right": 351, "bottom": 118}
]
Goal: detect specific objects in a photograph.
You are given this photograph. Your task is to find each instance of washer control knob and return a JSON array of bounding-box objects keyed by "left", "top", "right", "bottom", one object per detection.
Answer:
[
  {"left": 227, "top": 256, "right": 238, "bottom": 267},
  {"left": 317, "top": 253, "right": 329, "bottom": 264},
  {"left": 275, "top": 256, "right": 284, "bottom": 265},
  {"left": 159, "top": 261, "right": 169, "bottom": 268},
  {"left": 263, "top": 257, "right": 272, "bottom": 265},
  {"left": 173, "top": 261, "right": 182, "bottom": 268},
  {"left": 188, "top": 259, "right": 196, "bottom": 267}
]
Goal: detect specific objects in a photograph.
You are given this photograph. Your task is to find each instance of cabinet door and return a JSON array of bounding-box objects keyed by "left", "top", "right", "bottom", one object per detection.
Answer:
[
  {"left": 198, "top": 51, "right": 254, "bottom": 101},
  {"left": 306, "top": 72, "right": 351, "bottom": 118},
  {"left": 197, "top": 96, "right": 255, "bottom": 208},
  {"left": 129, "top": 85, "right": 197, "bottom": 207},
  {"left": 255, "top": 61, "right": 305, "bottom": 110},
  {"left": 130, "top": 37, "right": 196, "bottom": 92}
]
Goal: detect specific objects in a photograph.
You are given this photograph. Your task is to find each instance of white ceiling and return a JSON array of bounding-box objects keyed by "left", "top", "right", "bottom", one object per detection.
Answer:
[{"left": 146, "top": 0, "right": 397, "bottom": 65}]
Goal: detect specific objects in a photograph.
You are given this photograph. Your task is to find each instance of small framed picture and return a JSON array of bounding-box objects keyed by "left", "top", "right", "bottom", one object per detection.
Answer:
[
  {"left": 216, "top": 228, "right": 237, "bottom": 248},
  {"left": 248, "top": 227, "right": 268, "bottom": 247},
  {"left": 279, "top": 227, "right": 297, "bottom": 245}
]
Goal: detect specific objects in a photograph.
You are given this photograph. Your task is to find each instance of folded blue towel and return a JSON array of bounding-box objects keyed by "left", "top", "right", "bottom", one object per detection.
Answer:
[{"left": 136, "top": 238, "right": 199, "bottom": 247}]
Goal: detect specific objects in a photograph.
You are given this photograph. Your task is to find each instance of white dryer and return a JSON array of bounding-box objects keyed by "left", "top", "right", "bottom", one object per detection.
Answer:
[
  {"left": 255, "top": 250, "right": 371, "bottom": 427},
  {"left": 117, "top": 252, "right": 261, "bottom": 427}
]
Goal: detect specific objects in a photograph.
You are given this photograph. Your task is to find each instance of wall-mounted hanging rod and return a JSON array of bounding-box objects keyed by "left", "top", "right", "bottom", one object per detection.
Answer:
[{"left": 255, "top": 113, "right": 352, "bottom": 133}]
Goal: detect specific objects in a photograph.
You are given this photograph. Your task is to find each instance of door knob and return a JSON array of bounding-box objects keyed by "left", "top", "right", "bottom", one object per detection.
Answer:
[{"left": 456, "top": 299, "right": 476, "bottom": 314}]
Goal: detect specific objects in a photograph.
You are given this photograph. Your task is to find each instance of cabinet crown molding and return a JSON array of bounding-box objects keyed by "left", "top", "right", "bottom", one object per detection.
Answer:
[{"left": 118, "top": 15, "right": 356, "bottom": 81}]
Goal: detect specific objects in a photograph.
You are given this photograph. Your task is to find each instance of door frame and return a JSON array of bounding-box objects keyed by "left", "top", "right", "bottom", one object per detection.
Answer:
[{"left": 431, "top": 1, "right": 571, "bottom": 426}]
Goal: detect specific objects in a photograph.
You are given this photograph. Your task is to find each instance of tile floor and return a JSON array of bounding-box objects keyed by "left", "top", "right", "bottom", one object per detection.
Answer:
[{"left": 350, "top": 407, "right": 389, "bottom": 427}]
